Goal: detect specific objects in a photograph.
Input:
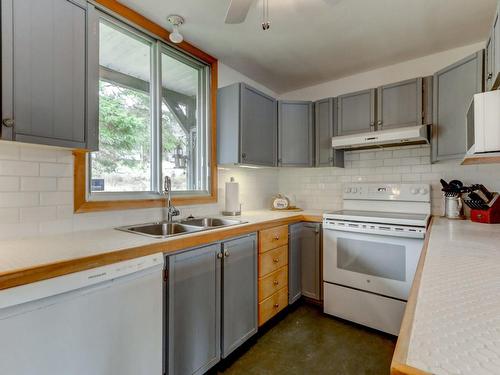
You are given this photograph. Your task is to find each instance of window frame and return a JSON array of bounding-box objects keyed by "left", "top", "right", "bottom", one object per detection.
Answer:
[{"left": 74, "top": 1, "right": 218, "bottom": 213}]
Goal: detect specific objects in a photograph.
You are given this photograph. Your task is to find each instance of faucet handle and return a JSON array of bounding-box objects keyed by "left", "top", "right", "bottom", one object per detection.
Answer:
[{"left": 164, "top": 176, "right": 171, "bottom": 191}]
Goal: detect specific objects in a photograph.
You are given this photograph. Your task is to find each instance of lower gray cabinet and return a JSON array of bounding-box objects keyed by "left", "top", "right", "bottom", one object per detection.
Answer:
[
  {"left": 432, "top": 51, "right": 483, "bottom": 162},
  {"left": 300, "top": 223, "right": 321, "bottom": 300},
  {"left": 315, "top": 98, "right": 344, "bottom": 168},
  {"left": 288, "top": 223, "right": 302, "bottom": 304},
  {"left": 278, "top": 100, "right": 314, "bottom": 167},
  {"left": 167, "top": 244, "right": 221, "bottom": 375},
  {"left": 167, "top": 234, "right": 258, "bottom": 375},
  {"left": 221, "top": 234, "right": 258, "bottom": 358},
  {"left": 288, "top": 222, "right": 322, "bottom": 304}
]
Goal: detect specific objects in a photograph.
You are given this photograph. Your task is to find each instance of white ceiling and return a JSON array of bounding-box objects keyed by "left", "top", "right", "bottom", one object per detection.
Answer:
[{"left": 118, "top": 0, "right": 496, "bottom": 94}]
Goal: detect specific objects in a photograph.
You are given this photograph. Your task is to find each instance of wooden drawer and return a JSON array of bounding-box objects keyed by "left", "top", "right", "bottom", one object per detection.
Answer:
[
  {"left": 259, "top": 245, "right": 288, "bottom": 277},
  {"left": 259, "top": 287, "right": 288, "bottom": 326},
  {"left": 259, "top": 265, "right": 288, "bottom": 302},
  {"left": 259, "top": 225, "right": 288, "bottom": 253}
]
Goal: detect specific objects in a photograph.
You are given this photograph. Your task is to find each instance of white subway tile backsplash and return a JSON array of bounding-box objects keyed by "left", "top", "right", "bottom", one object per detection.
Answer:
[
  {"left": 0, "top": 208, "right": 20, "bottom": 224},
  {"left": 0, "top": 160, "right": 39, "bottom": 176},
  {"left": 20, "top": 177, "right": 57, "bottom": 192},
  {"left": 40, "top": 192, "right": 73, "bottom": 206},
  {"left": 20, "top": 147, "right": 59, "bottom": 162},
  {"left": 0, "top": 176, "right": 20, "bottom": 191},
  {"left": 40, "top": 163, "right": 72, "bottom": 177},
  {"left": 0, "top": 142, "right": 20, "bottom": 160},
  {"left": 0, "top": 192, "right": 39, "bottom": 208},
  {"left": 57, "top": 177, "right": 73, "bottom": 191},
  {"left": 20, "top": 206, "right": 57, "bottom": 222}
]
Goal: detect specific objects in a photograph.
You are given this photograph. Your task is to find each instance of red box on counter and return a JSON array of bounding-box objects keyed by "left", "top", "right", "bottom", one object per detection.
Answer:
[{"left": 470, "top": 195, "right": 500, "bottom": 224}]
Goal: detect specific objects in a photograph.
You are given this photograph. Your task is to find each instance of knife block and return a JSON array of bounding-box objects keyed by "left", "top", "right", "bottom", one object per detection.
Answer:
[{"left": 470, "top": 194, "right": 500, "bottom": 224}]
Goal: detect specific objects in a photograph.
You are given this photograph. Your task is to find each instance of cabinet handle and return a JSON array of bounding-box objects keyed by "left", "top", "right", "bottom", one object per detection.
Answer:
[
  {"left": 2, "top": 118, "right": 14, "bottom": 128},
  {"left": 488, "top": 73, "right": 493, "bottom": 80},
  {"left": 217, "top": 253, "right": 223, "bottom": 259},
  {"left": 273, "top": 280, "right": 279, "bottom": 285},
  {"left": 370, "top": 122, "right": 375, "bottom": 131},
  {"left": 273, "top": 303, "right": 280, "bottom": 308},
  {"left": 241, "top": 153, "right": 247, "bottom": 159},
  {"left": 272, "top": 258, "right": 279, "bottom": 263},
  {"left": 273, "top": 234, "right": 280, "bottom": 240},
  {"left": 224, "top": 250, "right": 230, "bottom": 257}
]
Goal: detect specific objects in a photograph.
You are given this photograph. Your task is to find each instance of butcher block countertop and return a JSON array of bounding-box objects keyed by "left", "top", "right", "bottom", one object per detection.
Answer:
[
  {"left": 0, "top": 210, "right": 323, "bottom": 290},
  {"left": 392, "top": 217, "right": 500, "bottom": 375}
]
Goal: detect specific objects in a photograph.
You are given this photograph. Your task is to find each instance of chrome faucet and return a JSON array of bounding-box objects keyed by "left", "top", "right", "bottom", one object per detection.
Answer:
[{"left": 163, "top": 176, "right": 180, "bottom": 222}]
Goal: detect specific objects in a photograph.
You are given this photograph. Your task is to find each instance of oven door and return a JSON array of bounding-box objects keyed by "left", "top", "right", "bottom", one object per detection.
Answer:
[{"left": 323, "top": 228, "right": 423, "bottom": 300}]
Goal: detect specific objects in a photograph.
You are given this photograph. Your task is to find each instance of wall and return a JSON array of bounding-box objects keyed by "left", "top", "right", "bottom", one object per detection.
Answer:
[
  {"left": 0, "top": 62, "right": 279, "bottom": 240},
  {"left": 281, "top": 42, "right": 484, "bottom": 101},
  {"left": 279, "top": 145, "right": 500, "bottom": 215}
]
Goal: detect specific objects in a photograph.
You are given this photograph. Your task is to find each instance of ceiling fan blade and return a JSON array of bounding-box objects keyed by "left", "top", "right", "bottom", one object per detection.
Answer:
[{"left": 225, "top": 0, "right": 254, "bottom": 24}]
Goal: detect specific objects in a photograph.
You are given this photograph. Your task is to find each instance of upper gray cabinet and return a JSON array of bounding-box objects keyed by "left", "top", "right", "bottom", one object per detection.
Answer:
[
  {"left": 217, "top": 83, "right": 277, "bottom": 167},
  {"left": 485, "top": 3, "right": 500, "bottom": 91},
  {"left": 314, "top": 98, "right": 344, "bottom": 167},
  {"left": 337, "top": 88, "right": 376, "bottom": 135},
  {"left": 278, "top": 100, "right": 314, "bottom": 167},
  {"left": 376, "top": 77, "right": 432, "bottom": 130},
  {"left": 432, "top": 51, "right": 483, "bottom": 162},
  {"left": 1, "top": 0, "right": 98, "bottom": 150}
]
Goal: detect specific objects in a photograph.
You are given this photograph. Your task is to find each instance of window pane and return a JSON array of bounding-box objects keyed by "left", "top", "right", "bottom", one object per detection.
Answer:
[
  {"left": 90, "top": 20, "right": 153, "bottom": 193},
  {"left": 161, "top": 52, "right": 207, "bottom": 192}
]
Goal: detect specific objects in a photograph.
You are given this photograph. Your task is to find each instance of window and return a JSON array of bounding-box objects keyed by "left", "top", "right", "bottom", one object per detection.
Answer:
[{"left": 88, "top": 14, "right": 211, "bottom": 201}]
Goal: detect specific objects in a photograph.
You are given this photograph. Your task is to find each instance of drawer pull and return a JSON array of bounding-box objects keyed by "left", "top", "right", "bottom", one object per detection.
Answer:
[
  {"left": 273, "top": 258, "right": 279, "bottom": 263},
  {"left": 273, "top": 235, "right": 280, "bottom": 240},
  {"left": 273, "top": 303, "right": 279, "bottom": 308},
  {"left": 273, "top": 280, "right": 279, "bottom": 285}
]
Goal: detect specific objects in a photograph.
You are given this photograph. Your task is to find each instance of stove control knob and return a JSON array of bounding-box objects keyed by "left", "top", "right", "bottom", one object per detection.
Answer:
[
  {"left": 352, "top": 188, "right": 358, "bottom": 193},
  {"left": 419, "top": 187, "right": 428, "bottom": 195},
  {"left": 410, "top": 187, "right": 418, "bottom": 195},
  {"left": 345, "top": 187, "right": 351, "bottom": 193}
]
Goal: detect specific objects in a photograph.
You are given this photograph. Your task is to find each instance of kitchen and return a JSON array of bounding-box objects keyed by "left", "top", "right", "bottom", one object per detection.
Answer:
[{"left": 1, "top": 0, "right": 500, "bottom": 374}]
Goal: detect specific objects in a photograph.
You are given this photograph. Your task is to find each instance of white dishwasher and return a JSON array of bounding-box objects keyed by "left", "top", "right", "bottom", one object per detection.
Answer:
[{"left": 0, "top": 253, "right": 164, "bottom": 375}]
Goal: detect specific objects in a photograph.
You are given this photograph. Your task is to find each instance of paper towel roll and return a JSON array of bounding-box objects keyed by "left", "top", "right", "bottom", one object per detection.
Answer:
[{"left": 225, "top": 177, "right": 240, "bottom": 213}]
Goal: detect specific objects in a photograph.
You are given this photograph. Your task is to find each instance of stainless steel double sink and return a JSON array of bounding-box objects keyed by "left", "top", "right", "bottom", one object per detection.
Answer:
[{"left": 117, "top": 217, "right": 247, "bottom": 238}]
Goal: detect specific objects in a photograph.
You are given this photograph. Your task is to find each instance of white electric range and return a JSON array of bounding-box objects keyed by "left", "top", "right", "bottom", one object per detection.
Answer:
[{"left": 322, "top": 183, "right": 430, "bottom": 336}]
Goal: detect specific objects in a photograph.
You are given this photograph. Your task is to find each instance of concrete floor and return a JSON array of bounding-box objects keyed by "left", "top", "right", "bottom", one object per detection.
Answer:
[{"left": 214, "top": 303, "right": 396, "bottom": 375}]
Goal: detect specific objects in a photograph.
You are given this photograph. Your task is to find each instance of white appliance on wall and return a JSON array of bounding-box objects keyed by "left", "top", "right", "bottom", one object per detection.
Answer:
[
  {"left": 467, "top": 90, "right": 500, "bottom": 154},
  {"left": 323, "top": 183, "right": 430, "bottom": 335},
  {"left": 0, "top": 253, "right": 164, "bottom": 375},
  {"left": 331, "top": 125, "right": 429, "bottom": 150}
]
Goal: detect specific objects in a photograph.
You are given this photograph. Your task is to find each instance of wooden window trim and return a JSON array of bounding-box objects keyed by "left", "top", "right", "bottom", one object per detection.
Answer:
[{"left": 74, "top": 0, "right": 218, "bottom": 213}]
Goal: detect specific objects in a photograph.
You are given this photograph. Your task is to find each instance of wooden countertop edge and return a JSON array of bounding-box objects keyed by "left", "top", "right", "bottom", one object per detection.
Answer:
[
  {"left": 390, "top": 216, "right": 434, "bottom": 375},
  {"left": 0, "top": 213, "right": 322, "bottom": 290}
]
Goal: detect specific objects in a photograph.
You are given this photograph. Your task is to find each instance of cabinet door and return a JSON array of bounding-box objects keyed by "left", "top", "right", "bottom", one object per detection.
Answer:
[
  {"left": 240, "top": 84, "right": 277, "bottom": 166},
  {"left": 221, "top": 234, "right": 258, "bottom": 358},
  {"left": 278, "top": 100, "right": 314, "bottom": 167},
  {"left": 486, "top": 36, "right": 494, "bottom": 91},
  {"left": 337, "top": 88, "right": 376, "bottom": 135},
  {"left": 167, "top": 244, "right": 221, "bottom": 375},
  {"left": 315, "top": 98, "right": 344, "bottom": 167},
  {"left": 377, "top": 78, "right": 423, "bottom": 130},
  {"left": 432, "top": 51, "right": 483, "bottom": 162},
  {"left": 494, "top": 7, "right": 500, "bottom": 89},
  {"left": 1, "top": 0, "right": 87, "bottom": 148},
  {"left": 300, "top": 223, "right": 321, "bottom": 301},
  {"left": 288, "top": 223, "right": 302, "bottom": 304}
]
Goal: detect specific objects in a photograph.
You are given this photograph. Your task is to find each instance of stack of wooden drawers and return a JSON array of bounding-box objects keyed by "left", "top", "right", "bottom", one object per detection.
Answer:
[{"left": 258, "top": 225, "right": 289, "bottom": 326}]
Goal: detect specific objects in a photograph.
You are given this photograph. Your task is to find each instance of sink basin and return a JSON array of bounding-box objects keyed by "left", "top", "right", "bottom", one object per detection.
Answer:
[
  {"left": 117, "top": 222, "right": 203, "bottom": 238},
  {"left": 180, "top": 217, "right": 247, "bottom": 228}
]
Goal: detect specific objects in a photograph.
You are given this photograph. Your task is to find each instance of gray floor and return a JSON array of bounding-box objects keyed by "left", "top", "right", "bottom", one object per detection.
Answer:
[{"left": 215, "top": 303, "right": 396, "bottom": 375}]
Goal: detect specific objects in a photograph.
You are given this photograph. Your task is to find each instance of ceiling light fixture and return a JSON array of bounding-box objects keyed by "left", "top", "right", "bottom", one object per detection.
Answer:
[
  {"left": 261, "top": 0, "right": 270, "bottom": 30},
  {"left": 167, "top": 15, "right": 184, "bottom": 44}
]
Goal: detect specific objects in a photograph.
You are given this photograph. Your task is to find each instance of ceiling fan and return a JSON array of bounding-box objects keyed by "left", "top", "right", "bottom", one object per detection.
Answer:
[{"left": 224, "top": 0, "right": 342, "bottom": 30}]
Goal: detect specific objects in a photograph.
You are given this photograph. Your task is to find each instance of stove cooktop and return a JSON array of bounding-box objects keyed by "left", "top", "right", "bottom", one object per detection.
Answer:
[{"left": 323, "top": 210, "right": 430, "bottom": 227}]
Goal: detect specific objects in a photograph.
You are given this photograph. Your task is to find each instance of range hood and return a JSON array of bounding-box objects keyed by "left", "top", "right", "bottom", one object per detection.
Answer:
[{"left": 331, "top": 125, "right": 429, "bottom": 150}]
